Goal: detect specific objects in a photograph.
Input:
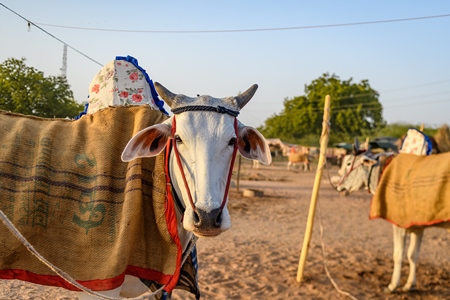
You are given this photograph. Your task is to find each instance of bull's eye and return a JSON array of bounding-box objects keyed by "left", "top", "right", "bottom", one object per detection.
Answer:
[
  {"left": 175, "top": 135, "right": 183, "bottom": 144},
  {"left": 228, "top": 137, "right": 237, "bottom": 146}
]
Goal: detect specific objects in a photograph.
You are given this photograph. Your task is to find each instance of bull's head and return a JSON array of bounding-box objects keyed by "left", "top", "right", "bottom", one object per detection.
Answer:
[
  {"left": 334, "top": 152, "right": 379, "bottom": 196},
  {"left": 121, "top": 83, "right": 271, "bottom": 237}
]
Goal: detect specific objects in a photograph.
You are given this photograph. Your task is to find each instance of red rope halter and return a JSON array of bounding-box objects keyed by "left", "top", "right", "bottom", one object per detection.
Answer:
[
  {"left": 336, "top": 154, "right": 361, "bottom": 187},
  {"left": 168, "top": 116, "right": 239, "bottom": 213}
]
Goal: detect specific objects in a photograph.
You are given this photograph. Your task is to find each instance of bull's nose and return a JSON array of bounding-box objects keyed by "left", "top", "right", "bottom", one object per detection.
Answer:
[
  {"left": 339, "top": 190, "right": 349, "bottom": 196},
  {"left": 193, "top": 207, "right": 222, "bottom": 229}
]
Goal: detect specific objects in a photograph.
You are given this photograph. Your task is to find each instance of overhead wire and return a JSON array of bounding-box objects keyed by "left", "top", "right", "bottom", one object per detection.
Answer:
[
  {"left": 254, "top": 79, "right": 450, "bottom": 106},
  {"left": 1, "top": 3, "right": 449, "bottom": 118},
  {"left": 33, "top": 14, "right": 450, "bottom": 34},
  {"left": 2, "top": 2, "right": 449, "bottom": 70},
  {"left": 331, "top": 98, "right": 447, "bottom": 112},
  {"left": 271, "top": 94, "right": 450, "bottom": 114},
  {"left": 259, "top": 73, "right": 450, "bottom": 106},
  {"left": 381, "top": 79, "right": 450, "bottom": 93},
  {"left": 0, "top": 3, "right": 102, "bottom": 66}
]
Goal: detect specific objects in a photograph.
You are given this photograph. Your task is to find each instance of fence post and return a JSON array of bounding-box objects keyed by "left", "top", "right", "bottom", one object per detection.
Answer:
[{"left": 296, "top": 95, "right": 331, "bottom": 283}]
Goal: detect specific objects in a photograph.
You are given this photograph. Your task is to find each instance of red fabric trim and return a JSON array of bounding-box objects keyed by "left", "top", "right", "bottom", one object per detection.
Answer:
[
  {"left": 369, "top": 215, "right": 450, "bottom": 229},
  {"left": 163, "top": 140, "right": 183, "bottom": 292},
  {"left": 0, "top": 266, "right": 173, "bottom": 291},
  {"left": 125, "top": 265, "right": 172, "bottom": 287}
]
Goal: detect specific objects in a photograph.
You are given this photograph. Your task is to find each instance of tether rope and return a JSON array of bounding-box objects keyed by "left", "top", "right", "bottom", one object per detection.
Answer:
[
  {"left": 317, "top": 202, "right": 359, "bottom": 300},
  {"left": 324, "top": 159, "right": 339, "bottom": 191},
  {"left": 316, "top": 133, "right": 359, "bottom": 300}
]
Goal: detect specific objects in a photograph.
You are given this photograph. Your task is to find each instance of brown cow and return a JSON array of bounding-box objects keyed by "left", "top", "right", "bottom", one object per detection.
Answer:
[{"left": 287, "top": 148, "right": 310, "bottom": 171}]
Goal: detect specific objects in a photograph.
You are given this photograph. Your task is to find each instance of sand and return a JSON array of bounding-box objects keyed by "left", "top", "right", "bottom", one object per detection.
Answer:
[{"left": 1, "top": 160, "right": 449, "bottom": 299}]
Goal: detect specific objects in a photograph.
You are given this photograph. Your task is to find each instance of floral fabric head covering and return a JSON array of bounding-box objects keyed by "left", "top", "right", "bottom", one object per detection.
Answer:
[
  {"left": 87, "top": 55, "right": 167, "bottom": 115},
  {"left": 399, "top": 128, "right": 433, "bottom": 155}
]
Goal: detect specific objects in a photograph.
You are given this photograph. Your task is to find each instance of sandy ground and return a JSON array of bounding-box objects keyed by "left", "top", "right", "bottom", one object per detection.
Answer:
[{"left": 1, "top": 159, "right": 450, "bottom": 299}]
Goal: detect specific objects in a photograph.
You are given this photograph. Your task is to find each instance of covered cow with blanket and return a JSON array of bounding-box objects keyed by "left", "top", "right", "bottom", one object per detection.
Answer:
[
  {"left": 335, "top": 126, "right": 450, "bottom": 293},
  {"left": 0, "top": 55, "right": 272, "bottom": 299}
]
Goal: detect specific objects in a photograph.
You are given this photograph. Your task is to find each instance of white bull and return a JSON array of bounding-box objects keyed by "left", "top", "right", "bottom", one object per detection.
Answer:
[
  {"left": 117, "top": 83, "right": 272, "bottom": 299},
  {"left": 124, "top": 83, "right": 272, "bottom": 238},
  {"left": 334, "top": 151, "right": 450, "bottom": 293},
  {"left": 0, "top": 82, "right": 272, "bottom": 299}
]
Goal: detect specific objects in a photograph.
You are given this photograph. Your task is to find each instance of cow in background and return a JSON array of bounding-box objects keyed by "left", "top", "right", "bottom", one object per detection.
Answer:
[
  {"left": 334, "top": 126, "right": 450, "bottom": 294},
  {"left": 287, "top": 147, "right": 311, "bottom": 171}
]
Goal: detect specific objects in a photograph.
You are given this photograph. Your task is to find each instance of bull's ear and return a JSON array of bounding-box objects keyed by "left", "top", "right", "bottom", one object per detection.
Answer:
[
  {"left": 361, "top": 155, "right": 377, "bottom": 166},
  {"left": 237, "top": 124, "right": 272, "bottom": 165},
  {"left": 121, "top": 121, "right": 172, "bottom": 162}
]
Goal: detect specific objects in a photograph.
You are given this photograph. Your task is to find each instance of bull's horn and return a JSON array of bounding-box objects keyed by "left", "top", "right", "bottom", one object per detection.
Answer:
[
  {"left": 154, "top": 82, "right": 177, "bottom": 108},
  {"left": 352, "top": 137, "right": 360, "bottom": 155},
  {"left": 235, "top": 84, "right": 258, "bottom": 109}
]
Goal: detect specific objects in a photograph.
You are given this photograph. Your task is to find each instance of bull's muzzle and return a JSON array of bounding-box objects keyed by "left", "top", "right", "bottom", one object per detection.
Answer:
[
  {"left": 192, "top": 207, "right": 222, "bottom": 236},
  {"left": 339, "top": 189, "right": 350, "bottom": 196}
]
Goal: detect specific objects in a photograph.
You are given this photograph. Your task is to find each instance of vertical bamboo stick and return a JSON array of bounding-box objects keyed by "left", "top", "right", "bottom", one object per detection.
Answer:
[{"left": 297, "top": 95, "right": 331, "bottom": 283}]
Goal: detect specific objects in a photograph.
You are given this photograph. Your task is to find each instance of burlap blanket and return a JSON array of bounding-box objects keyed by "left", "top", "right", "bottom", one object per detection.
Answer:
[
  {"left": 0, "top": 106, "right": 183, "bottom": 292},
  {"left": 370, "top": 152, "right": 450, "bottom": 228}
]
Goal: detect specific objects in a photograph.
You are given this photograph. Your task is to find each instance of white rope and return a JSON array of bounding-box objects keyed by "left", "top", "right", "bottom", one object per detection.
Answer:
[
  {"left": 0, "top": 209, "right": 195, "bottom": 300},
  {"left": 182, "top": 235, "right": 199, "bottom": 266},
  {"left": 317, "top": 202, "right": 359, "bottom": 300},
  {"left": 316, "top": 122, "right": 358, "bottom": 300}
]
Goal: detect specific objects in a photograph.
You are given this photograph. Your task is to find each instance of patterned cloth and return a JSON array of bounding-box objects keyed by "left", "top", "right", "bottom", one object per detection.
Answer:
[
  {"left": 87, "top": 55, "right": 167, "bottom": 114},
  {"left": 399, "top": 128, "right": 433, "bottom": 155}
]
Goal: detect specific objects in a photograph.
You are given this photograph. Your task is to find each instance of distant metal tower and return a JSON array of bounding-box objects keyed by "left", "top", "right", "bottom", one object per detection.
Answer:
[{"left": 60, "top": 44, "right": 67, "bottom": 77}]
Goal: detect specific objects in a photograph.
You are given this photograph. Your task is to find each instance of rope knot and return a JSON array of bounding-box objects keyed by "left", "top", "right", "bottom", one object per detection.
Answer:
[{"left": 216, "top": 106, "right": 227, "bottom": 114}]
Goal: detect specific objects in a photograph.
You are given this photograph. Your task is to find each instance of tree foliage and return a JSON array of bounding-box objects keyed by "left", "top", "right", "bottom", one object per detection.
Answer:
[
  {"left": 0, "top": 58, "right": 84, "bottom": 118},
  {"left": 374, "top": 122, "right": 437, "bottom": 139},
  {"left": 257, "top": 73, "right": 385, "bottom": 145}
]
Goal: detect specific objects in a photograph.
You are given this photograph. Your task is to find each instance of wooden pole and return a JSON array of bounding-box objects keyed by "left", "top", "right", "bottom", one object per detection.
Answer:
[
  {"left": 419, "top": 123, "right": 424, "bottom": 132},
  {"left": 297, "top": 95, "right": 331, "bottom": 283}
]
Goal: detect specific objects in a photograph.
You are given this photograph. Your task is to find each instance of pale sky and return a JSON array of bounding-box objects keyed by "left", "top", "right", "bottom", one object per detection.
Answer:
[{"left": 1, "top": 1, "right": 449, "bottom": 129}]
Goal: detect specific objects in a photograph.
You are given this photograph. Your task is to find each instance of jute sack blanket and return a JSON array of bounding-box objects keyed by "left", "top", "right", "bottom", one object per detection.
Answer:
[
  {"left": 370, "top": 152, "right": 450, "bottom": 228},
  {"left": 0, "top": 106, "right": 182, "bottom": 292}
]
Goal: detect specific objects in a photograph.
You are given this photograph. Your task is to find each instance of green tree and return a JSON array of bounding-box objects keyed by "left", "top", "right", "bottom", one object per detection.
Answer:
[
  {"left": 258, "top": 73, "right": 385, "bottom": 145},
  {"left": 374, "top": 122, "right": 437, "bottom": 139},
  {"left": 0, "top": 58, "right": 84, "bottom": 118}
]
